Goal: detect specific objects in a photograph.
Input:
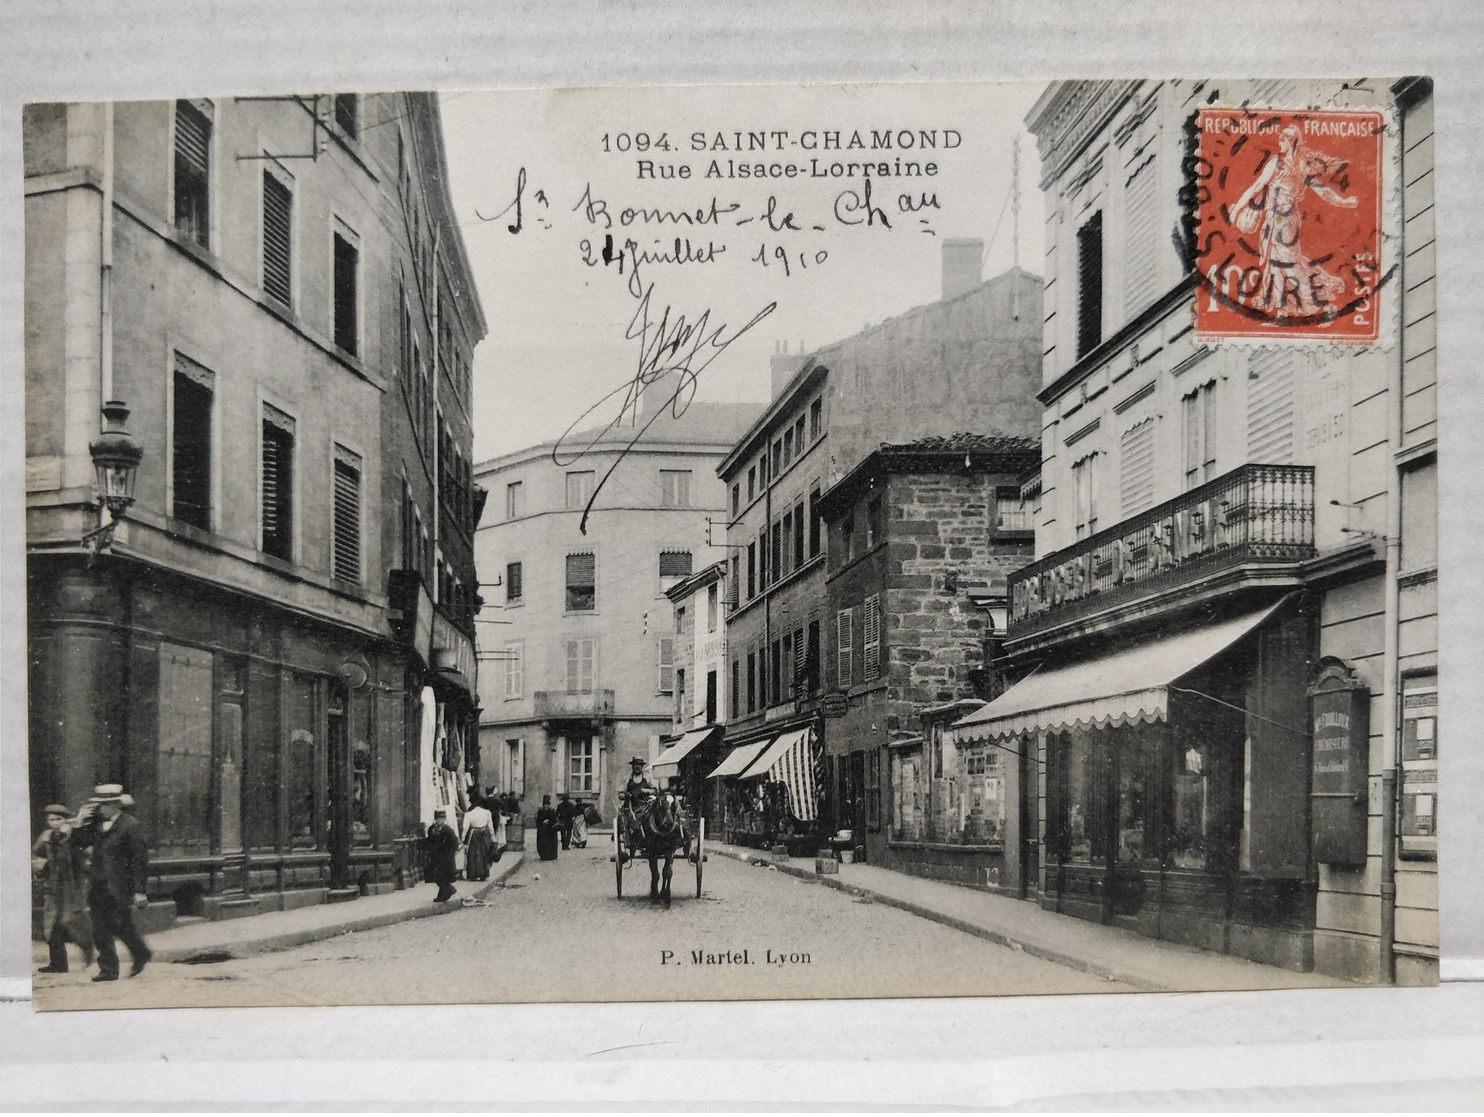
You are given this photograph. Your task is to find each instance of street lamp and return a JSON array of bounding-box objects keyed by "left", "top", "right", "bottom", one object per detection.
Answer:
[{"left": 83, "top": 400, "right": 144, "bottom": 559}]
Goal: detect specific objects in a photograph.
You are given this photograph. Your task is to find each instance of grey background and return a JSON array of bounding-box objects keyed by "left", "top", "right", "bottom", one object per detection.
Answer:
[{"left": 1, "top": 0, "right": 1480, "bottom": 1107}]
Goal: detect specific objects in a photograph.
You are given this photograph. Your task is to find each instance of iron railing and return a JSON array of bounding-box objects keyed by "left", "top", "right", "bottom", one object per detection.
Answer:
[
  {"left": 1007, "top": 463, "right": 1315, "bottom": 636},
  {"left": 533, "top": 689, "right": 616, "bottom": 720}
]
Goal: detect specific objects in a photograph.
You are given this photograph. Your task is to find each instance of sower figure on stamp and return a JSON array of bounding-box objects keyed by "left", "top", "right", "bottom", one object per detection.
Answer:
[
  {"left": 619, "top": 755, "right": 658, "bottom": 859},
  {"left": 72, "top": 784, "right": 152, "bottom": 981},
  {"left": 31, "top": 803, "right": 94, "bottom": 974}
]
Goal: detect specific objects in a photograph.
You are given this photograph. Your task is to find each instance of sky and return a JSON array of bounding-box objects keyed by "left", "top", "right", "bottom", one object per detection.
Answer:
[{"left": 438, "top": 82, "right": 1047, "bottom": 462}]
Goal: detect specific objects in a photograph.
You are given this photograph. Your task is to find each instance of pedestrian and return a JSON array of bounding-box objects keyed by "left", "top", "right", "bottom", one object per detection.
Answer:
[
  {"left": 425, "top": 808, "right": 460, "bottom": 902},
  {"left": 534, "top": 794, "right": 560, "bottom": 861},
  {"left": 570, "top": 797, "right": 589, "bottom": 849},
  {"left": 31, "top": 803, "right": 94, "bottom": 974},
  {"left": 555, "top": 792, "right": 575, "bottom": 851},
  {"left": 462, "top": 797, "right": 497, "bottom": 882},
  {"left": 72, "top": 784, "right": 151, "bottom": 981}
]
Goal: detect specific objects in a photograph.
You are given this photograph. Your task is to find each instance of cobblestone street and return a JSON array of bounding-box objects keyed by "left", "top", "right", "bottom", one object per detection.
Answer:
[{"left": 34, "top": 839, "right": 1130, "bottom": 1010}]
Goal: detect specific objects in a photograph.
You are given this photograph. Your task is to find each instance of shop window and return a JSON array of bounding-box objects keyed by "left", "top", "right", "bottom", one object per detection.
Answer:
[
  {"left": 155, "top": 643, "right": 214, "bottom": 857},
  {"left": 503, "top": 641, "right": 523, "bottom": 699},
  {"left": 262, "top": 170, "right": 293, "bottom": 305},
  {"left": 173, "top": 100, "right": 211, "bottom": 249},
  {"left": 891, "top": 747, "right": 925, "bottom": 842},
  {"left": 285, "top": 674, "right": 318, "bottom": 849},
  {"left": 565, "top": 552, "right": 596, "bottom": 611},
  {"left": 567, "top": 737, "right": 596, "bottom": 793},
  {"left": 171, "top": 359, "right": 213, "bottom": 531},
  {"left": 261, "top": 404, "right": 295, "bottom": 561},
  {"left": 865, "top": 748, "right": 882, "bottom": 831},
  {"left": 333, "top": 228, "right": 359, "bottom": 356},
  {"left": 506, "top": 561, "right": 523, "bottom": 604}
]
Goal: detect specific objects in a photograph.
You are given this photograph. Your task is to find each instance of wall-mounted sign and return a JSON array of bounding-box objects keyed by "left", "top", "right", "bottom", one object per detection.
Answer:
[
  {"left": 1308, "top": 657, "right": 1370, "bottom": 867},
  {"left": 1399, "top": 676, "right": 1438, "bottom": 860},
  {"left": 820, "top": 692, "right": 849, "bottom": 719}
]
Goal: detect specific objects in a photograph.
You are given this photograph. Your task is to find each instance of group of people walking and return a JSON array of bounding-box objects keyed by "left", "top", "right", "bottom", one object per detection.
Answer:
[
  {"left": 30, "top": 783, "right": 153, "bottom": 982},
  {"left": 534, "top": 792, "right": 596, "bottom": 861},
  {"left": 423, "top": 790, "right": 520, "bottom": 903}
]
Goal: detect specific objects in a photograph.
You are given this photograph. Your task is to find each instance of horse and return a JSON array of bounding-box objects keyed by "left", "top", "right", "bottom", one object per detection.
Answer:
[{"left": 639, "top": 790, "right": 691, "bottom": 907}]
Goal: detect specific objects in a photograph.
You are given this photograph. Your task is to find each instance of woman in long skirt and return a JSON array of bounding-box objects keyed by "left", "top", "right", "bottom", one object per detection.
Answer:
[
  {"left": 462, "top": 797, "right": 497, "bottom": 881},
  {"left": 535, "top": 794, "right": 560, "bottom": 861},
  {"left": 569, "top": 797, "right": 589, "bottom": 849}
]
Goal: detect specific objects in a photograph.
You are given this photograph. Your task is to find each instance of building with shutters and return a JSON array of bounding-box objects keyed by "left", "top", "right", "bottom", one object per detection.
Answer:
[
  {"left": 948, "top": 78, "right": 1437, "bottom": 984},
  {"left": 713, "top": 250, "right": 1043, "bottom": 850},
  {"left": 472, "top": 397, "right": 759, "bottom": 817},
  {"left": 23, "top": 94, "right": 485, "bottom": 927},
  {"left": 817, "top": 434, "right": 1039, "bottom": 873}
]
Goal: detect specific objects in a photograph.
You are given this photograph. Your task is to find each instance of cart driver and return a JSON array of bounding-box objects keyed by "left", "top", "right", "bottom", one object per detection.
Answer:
[{"left": 620, "top": 755, "right": 658, "bottom": 849}]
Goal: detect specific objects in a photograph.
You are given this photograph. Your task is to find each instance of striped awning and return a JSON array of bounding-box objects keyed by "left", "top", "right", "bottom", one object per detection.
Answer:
[
  {"left": 949, "top": 600, "right": 1287, "bottom": 745},
  {"left": 735, "top": 727, "right": 818, "bottom": 821},
  {"left": 706, "top": 738, "right": 770, "bottom": 780}
]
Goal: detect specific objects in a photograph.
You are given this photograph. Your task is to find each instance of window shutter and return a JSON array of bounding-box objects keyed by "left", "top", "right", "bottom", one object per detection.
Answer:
[
  {"left": 658, "top": 638, "right": 674, "bottom": 693},
  {"left": 1119, "top": 420, "right": 1156, "bottom": 518},
  {"left": 331, "top": 447, "right": 361, "bottom": 582},
  {"left": 836, "top": 609, "right": 854, "bottom": 689},
  {"left": 172, "top": 360, "right": 213, "bottom": 531},
  {"left": 1123, "top": 156, "right": 1158, "bottom": 317},
  {"left": 658, "top": 551, "right": 693, "bottom": 579},
  {"left": 1076, "top": 211, "right": 1103, "bottom": 358},
  {"left": 262, "top": 172, "right": 292, "bottom": 304},
  {"left": 174, "top": 102, "right": 210, "bottom": 177},
  {"left": 506, "top": 561, "right": 523, "bottom": 602},
  {"left": 333, "top": 233, "right": 358, "bottom": 355},
  {"left": 261, "top": 406, "right": 295, "bottom": 560},
  {"left": 1246, "top": 349, "right": 1297, "bottom": 464},
  {"left": 863, "top": 594, "right": 881, "bottom": 682}
]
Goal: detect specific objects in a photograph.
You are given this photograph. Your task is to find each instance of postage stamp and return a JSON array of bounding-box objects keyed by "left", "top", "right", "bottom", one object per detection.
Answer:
[{"left": 1191, "top": 107, "right": 1387, "bottom": 344}]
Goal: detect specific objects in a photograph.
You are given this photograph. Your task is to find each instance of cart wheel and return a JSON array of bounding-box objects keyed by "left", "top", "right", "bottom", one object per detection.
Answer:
[
  {"left": 614, "top": 824, "right": 624, "bottom": 899},
  {"left": 695, "top": 817, "right": 705, "bottom": 898}
]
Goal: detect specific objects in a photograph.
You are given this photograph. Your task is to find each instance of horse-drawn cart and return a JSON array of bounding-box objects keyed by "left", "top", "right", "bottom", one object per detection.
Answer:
[{"left": 611, "top": 790, "right": 706, "bottom": 904}]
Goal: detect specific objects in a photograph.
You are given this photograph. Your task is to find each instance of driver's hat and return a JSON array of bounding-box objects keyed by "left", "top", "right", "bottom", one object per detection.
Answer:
[{"left": 629, "top": 755, "right": 646, "bottom": 766}]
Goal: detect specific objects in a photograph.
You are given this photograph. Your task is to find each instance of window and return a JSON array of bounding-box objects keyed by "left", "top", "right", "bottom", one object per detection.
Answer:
[
  {"left": 565, "top": 552, "right": 596, "bottom": 611},
  {"left": 836, "top": 608, "right": 855, "bottom": 688},
  {"left": 781, "top": 511, "right": 794, "bottom": 577},
  {"left": 658, "top": 638, "right": 675, "bottom": 694},
  {"left": 332, "top": 445, "right": 362, "bottom": 583},
  {"left": 772, "top": 438, "right": 783, "bottom": 477},
  {"left": 731, "top": 483, "right": 740, "bottom": 516},
  {"left": 806, "top": 619, "right": 821, "bottom": 693},
  {"left": 261, "top": 404, "right": 295, "bottom": 561},
  {"left": 810, "top": 397, "right": 823, "bottom": 440},
  {"left": 746, "top": 542, "right": 757, "bottom": 600},
  {"left": 794, "top": 415, "right": 806, "bottom": 456},
  {"left": 506, "top": 561, "right": 523, "bottom": 604},
  {"left": 659, "top": 549, "right": 693, "bottom": 591},
  {"left": 843, "top": 513, "right": 856, "bottom": 563},
  {"left": 1183, "top": 381, "right": 1217, "bottom": 488},
  {"left": 676, "top": 668, "right": 687, "bottom": 719},
  {"left": 758, "top": 527, "right": 769, "bottom": 588},
  {"left": 504, "top": 642, "right": 523, "bottom": 699},
  {"left": 867, "top": 497, "right": 883, "bottom": 550},
  {"left": 770, "top": 638, "right": 782, "bottom": 704},
  {"left": 171, "top": 358, "right": 213, "bottom": 531},
  {"left": 565, "top": 470, "right": 595, "bottom": 510},
  {"left": 505, "top": 481, "right": 523, "bottom": 519},
  {"left": 746, "top": 652, "right": 757, "bottom": 713},
  {"left": 660, "top": 469, "right": 692, "bottom": 508},
  {"left": 863, "top": 593, "right": 881, "bottom": 682},
  {"left": 1400, "top": 459, "right": 1438, "bottom": 571},
  {"left": 505, "top": 738, "right": 524, "bottom": 795},
  {"left": 759, "top": 646, "right": 769, "bottom": 707},
  {"left": 731, "top": 660, "right": 740, "bottom": 720},
  {"left": 759, "top": 453, "right": 768, "bottom": 485},
  {"left": 567, "top": 738, "right": 595, "bottom": 793},
  {"left": 809, "top": 486, "right": 822, "bottom": 556},
  {"left": 565, "top": 638, "right": 595, "bottom": 694},
  {"left": 333, "top": 230, "right": 359, "bottom": 356},
  {"left": 675, "top": 605, "right": 686, "bottom": 635},
  {"left": 1076, "top": 211, "right": 1104, "bottom": 358},
  {"left": 706, "top": 583, "right": 718, "bottom": 632},
  {"left": 173, "top": 100, "right": 210, "bottom": 249},
  {"left": 771, "top": 519, "right": 783, "bottom": 581},
  {"left": 782, "top": 631, "right": 794, "bottom": 699},
  {"left": 729, "top": 556, "right": 739, "bottom": 609},
  {"left": 747, "top": 466, "right": 756, "bottom": 502},
  {"left": 783, "top": 427, "right": 794, "bottom": 466},
  {"left": 333, "top": 94, "right": 359, "bottom": 140},
  {"left": 705, "top": 670, "right": 718, "bottom": 725},
  {"left": 1072, "top": 453, "right": 1099, "bottom": 539},
  {"left": 865, "top": 747, "right": 881, "bottom": 831},
  {"left": 262, "top": 171, "right": 292, "bottom": 305},
  {"left": 1119, "top": 420, "right": 1156, "bottom": 517}
]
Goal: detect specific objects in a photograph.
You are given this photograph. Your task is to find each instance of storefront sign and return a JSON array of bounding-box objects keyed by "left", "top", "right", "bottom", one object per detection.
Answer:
[
  {"left": 820, "top": 692, "right": 849, "bottom": 718},
  {"left": 1399, "top": 679, "right": 1438, "bottom": 859},
  {"left": 1308, "top": 658, "right": 1370, "bottom": 867}
]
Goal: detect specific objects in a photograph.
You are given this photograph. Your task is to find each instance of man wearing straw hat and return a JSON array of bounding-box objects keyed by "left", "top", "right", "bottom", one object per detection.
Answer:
[{"left": 73, "top": 783, "right": 153, "bottom": 981}]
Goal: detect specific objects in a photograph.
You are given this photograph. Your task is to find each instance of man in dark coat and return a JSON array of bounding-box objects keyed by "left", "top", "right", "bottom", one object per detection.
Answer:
[
  {"left": 426, "top": 809, "right": 460, "bottom": 902},
  {"left": 72, "top": 784, "right": 152, "bottom": 981},
  {"left": 31, "top": 804, "right": 94, "bottom": 974},
  {"left": 534, "top": 795, "right": 560, "bottom": 861},
  {"left": 555, "top": 793, "right": 576, "bottom": 851}
]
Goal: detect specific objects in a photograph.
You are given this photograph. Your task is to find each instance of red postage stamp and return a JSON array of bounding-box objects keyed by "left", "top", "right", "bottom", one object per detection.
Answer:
[{"left": 1193, "top": 107, "right": 1385, "bottom": 343}]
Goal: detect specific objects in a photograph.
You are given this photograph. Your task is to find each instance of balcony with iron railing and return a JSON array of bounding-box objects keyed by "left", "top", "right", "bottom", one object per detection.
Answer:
[
  {"left": 1007, "top": 463, "right": 1315, "bottom": 641},
  {"left": 534, "top": 689, "right": 616, "bottom": 722}
]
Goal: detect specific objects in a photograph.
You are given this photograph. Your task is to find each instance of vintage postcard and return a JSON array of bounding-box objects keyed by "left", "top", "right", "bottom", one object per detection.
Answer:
[{"left": 17, "top": 77, "right": 1440, "bottom": 1010}]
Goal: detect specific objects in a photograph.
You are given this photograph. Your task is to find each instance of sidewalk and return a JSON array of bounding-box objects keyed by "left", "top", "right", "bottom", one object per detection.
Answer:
[
  {"left": 707, "top": 841, "right": 1352, "bottom": 993},
  {"left": 33, "top": 853, "right": 525, "bottom": 967}
]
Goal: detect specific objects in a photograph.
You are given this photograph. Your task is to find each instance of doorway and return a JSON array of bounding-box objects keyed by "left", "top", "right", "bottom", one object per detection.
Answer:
[{"left": 327, "top": 683, "right": 351, "bottom": 890}]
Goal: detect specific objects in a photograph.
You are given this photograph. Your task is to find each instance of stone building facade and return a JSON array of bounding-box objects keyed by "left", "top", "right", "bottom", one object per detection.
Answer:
[{"left": 24, "top": 93, "right": 485, "bottom": 925}]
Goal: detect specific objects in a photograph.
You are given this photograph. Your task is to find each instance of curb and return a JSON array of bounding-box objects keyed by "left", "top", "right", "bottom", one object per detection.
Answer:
[
  {"left": 711, "top": 845, "right": 1165, "bottom": 992},
  {"left": 152, "top": 853, "right": 526, "bottom": 964}
]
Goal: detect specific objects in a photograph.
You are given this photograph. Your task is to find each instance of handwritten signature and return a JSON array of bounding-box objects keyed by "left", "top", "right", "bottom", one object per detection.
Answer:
[{"left": 554, "top": 279, "right": 776, "bottom": 533}]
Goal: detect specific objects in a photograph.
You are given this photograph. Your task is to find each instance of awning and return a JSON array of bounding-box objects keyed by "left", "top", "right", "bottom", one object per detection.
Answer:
[
  {"left": 735, "top": 727, "right": 818, "bottom": 821},
  {"left": 653, "top": 726, "right": 720, "bottom": 771},
  {"left": 706, "top": 738, "right": 771, "bottom": 779},
  {"left": 950, "top": 600, "right": 1287, "bottom": 743}
]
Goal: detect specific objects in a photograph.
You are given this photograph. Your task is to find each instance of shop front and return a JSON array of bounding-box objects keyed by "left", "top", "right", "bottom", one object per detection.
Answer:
[
  {"left": 652, "top": 725, "right": 724, "bottom": 829},
  {"left": 952, "top": 597, "right": 1322, "bottom": 971},
  {"left": 709, "top": 724, "right": 820, "bottom": 852}
]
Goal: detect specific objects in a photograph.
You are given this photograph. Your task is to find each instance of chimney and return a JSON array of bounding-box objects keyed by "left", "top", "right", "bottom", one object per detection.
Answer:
[
  {"left": 770, "top": 339, "right": 807, "bottom": 398},
  {"left": 942, "top": 237, "right": 984, "bottom": 301}
]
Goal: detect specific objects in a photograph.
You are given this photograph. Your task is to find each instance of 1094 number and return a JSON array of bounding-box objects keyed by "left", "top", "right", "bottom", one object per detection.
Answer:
[{"left": 600, "top": 132, "right": 673, "bottom": 153}]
